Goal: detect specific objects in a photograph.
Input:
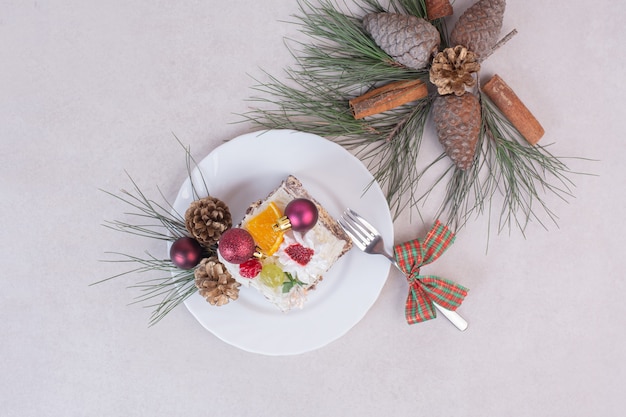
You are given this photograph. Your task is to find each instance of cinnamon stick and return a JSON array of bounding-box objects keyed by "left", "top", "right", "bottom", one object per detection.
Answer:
[
  {"left": 482, "top": 74, "right": 545, "bottom": 145},
  {"left": 425, "top": 0, "right": 453, "bottom": 20},
  {"left": 349, "top": 79, "right": 428, "bottom": 119}
]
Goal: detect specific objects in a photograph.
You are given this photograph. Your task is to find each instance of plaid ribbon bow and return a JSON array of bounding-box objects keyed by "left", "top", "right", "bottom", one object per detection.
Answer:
[{"left": 394, "top": 220, "right": 469, "bottom": 325}]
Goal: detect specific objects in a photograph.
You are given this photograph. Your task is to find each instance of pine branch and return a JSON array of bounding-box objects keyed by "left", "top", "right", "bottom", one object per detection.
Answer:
[
  {"left": 241, "top": 0, "right": 582, "bottom": 233},
  {"left": 478, "top": 94, "right": 574, "bottom": 233},
  {"left": 95, "top": 140, "right": 216, "bottom": 325}
]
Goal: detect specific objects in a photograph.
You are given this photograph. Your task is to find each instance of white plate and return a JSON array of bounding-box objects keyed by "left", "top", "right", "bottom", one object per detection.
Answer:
[{"left": 172, "top": 130, "right": 393, "bottom": 355}]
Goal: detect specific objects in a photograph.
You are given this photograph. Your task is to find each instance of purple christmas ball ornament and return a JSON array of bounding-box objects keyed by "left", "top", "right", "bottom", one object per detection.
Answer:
[
  {"left": 170, "top": 237, "right": 203, "bottom": 269},
  {"left": 284, "top": 198, "right": 318, "bottom": 232}
]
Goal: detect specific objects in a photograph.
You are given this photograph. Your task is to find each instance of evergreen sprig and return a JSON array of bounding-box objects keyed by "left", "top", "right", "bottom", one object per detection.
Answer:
[
  {"left": 242, "top": 0, "right": 577, "bottom": 233},
  {"left": 94, "top": 142, "right": 208, "bottom": 326},
  {"left": 479, "top": 94, "right": 575, "bottom": 234}
]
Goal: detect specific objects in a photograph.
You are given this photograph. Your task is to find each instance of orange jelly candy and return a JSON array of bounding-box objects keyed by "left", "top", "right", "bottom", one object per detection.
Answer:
[{"left": 244, "top": 202, "right": 284, "bottom": 256}]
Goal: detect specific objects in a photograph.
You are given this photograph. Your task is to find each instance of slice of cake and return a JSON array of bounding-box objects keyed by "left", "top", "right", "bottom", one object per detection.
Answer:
[{"left": 218, "top": 175, "right": 352, "bottom": 311}]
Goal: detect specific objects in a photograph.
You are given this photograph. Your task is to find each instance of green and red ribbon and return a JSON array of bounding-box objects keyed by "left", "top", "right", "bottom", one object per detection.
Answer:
[{"left": 394, "top": 220, "right": 468, "bottom": 325}]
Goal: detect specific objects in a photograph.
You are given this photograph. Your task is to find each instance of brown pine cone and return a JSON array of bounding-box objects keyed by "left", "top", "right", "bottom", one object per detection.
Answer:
[
  {"left": 363, "top": 12, "right": 440, "bottom": 70},
  {"left": 450, "top": 0, "right": 506, "bottom": 59},
  {"left": 430, "top": 46, "right": 480, "bottom": 96},
  {"left": 432, "top": 93, "right": 481, "bottom": 170},
  {"left": 194, "top": 257, "right": 240, "bottom": 306},
  {"left": 185, "top": 196, "right": 232, "bottom": 247}
]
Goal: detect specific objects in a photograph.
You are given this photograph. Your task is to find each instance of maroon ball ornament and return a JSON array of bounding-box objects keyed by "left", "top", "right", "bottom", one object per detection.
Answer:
[
  {"left": 170, "top": 237, "right": 203, "bottom": 270},
  {"left": 284, "top": 198, "right": 318, "bottom": 232},
  {"left": 218, "top": 228, "right": 256, "bottom": 264}
]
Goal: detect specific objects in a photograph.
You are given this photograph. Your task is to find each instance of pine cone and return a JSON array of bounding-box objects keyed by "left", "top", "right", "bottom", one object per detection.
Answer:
[
  {"left": 432, "top": 93, "right": 481, "bottom": 170},
  {"left": 363, "top": 12, "right": 440, "bottom": 70},
  {"left": 194, "top": 257, "right": 240, "bottom": 306},
  {"left": 430, "top": 46, "right": 480, "bottom": 96},
  {"left": 450, "top": 0, "right": 506, "bottom": 59},
  {"left": 185, "top": 196, "right": 232, "bottom": 247}
]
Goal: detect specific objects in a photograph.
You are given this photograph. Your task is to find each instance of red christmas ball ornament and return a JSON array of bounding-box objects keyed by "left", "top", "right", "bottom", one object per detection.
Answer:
[
  {"left": 218, "top": 228, "right": 256, "bottom": 264},
  {"left": 170, "top": 237, "right": 203, "bottom": 270},
  {"left": 284, "top": 198, "right": 318, "bottom": 232}
]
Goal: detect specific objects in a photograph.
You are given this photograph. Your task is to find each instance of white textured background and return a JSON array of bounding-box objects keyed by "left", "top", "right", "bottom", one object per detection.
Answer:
[{"left": 1, "top": 0, "right": 623, "bottom": 416}]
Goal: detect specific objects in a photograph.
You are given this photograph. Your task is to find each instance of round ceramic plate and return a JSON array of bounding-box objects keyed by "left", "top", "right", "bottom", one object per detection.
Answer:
[{"left": 172, "top": 130, "right": 393, "bottom": 355}]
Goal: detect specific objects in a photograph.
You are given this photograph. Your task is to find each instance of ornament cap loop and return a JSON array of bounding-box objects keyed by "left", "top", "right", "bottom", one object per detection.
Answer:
[
  {"left": 272, "top": 216, "right": 292, "bottom": 232},
  {"left": 252, "top": 246, "right": 267, "bottom": 259}
]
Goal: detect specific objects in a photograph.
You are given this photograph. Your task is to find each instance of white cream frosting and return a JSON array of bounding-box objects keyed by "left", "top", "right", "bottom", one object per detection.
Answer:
[{"left": 277, "top": 228, "right": 344, "bottom": 285}]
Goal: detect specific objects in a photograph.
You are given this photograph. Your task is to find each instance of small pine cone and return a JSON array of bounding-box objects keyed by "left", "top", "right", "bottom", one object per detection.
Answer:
[
  {"left": 450, "top": 0, "right": 506, "bottom": 59},
  {"left": 194, "top": 257, "right": 241, "bottom": 306},
  {"left": 432, "top": 93, "right": 481, "bottom": 170},
  {"left": 430, "top": 46, "right": 480, "bottom": 96},
  {"left": 185, "top": 196, "right": 232, "bottom": 247},
  {"left": 363, "top": 12, "right": 440, "bottom": 70}
]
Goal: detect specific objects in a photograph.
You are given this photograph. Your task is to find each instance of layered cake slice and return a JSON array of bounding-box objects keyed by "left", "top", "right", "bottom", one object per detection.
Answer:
[{"left": 218, "top": 175, "right": 352, "bottom": 311}]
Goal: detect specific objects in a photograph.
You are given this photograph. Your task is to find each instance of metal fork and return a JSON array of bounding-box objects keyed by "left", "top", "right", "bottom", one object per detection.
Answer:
[{"left": 339, "top": 208, "right": 468, "bottom": 331}]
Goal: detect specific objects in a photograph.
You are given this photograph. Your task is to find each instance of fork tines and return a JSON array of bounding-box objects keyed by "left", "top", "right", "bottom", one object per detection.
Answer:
[
  {"left": 344, "top": 209, "right": 378, "bottom": 236},
  {"left": 338, "top": 208, "right": 375, "bottom": 250}
]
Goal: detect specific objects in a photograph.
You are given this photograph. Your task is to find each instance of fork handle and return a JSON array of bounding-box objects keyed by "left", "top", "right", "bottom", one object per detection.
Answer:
[
  {"left": 389, "top": 259, "right": 468, "bottom": 331},
  {"left": 433, "top": 302, "right": 468, "bottom": 331}
]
